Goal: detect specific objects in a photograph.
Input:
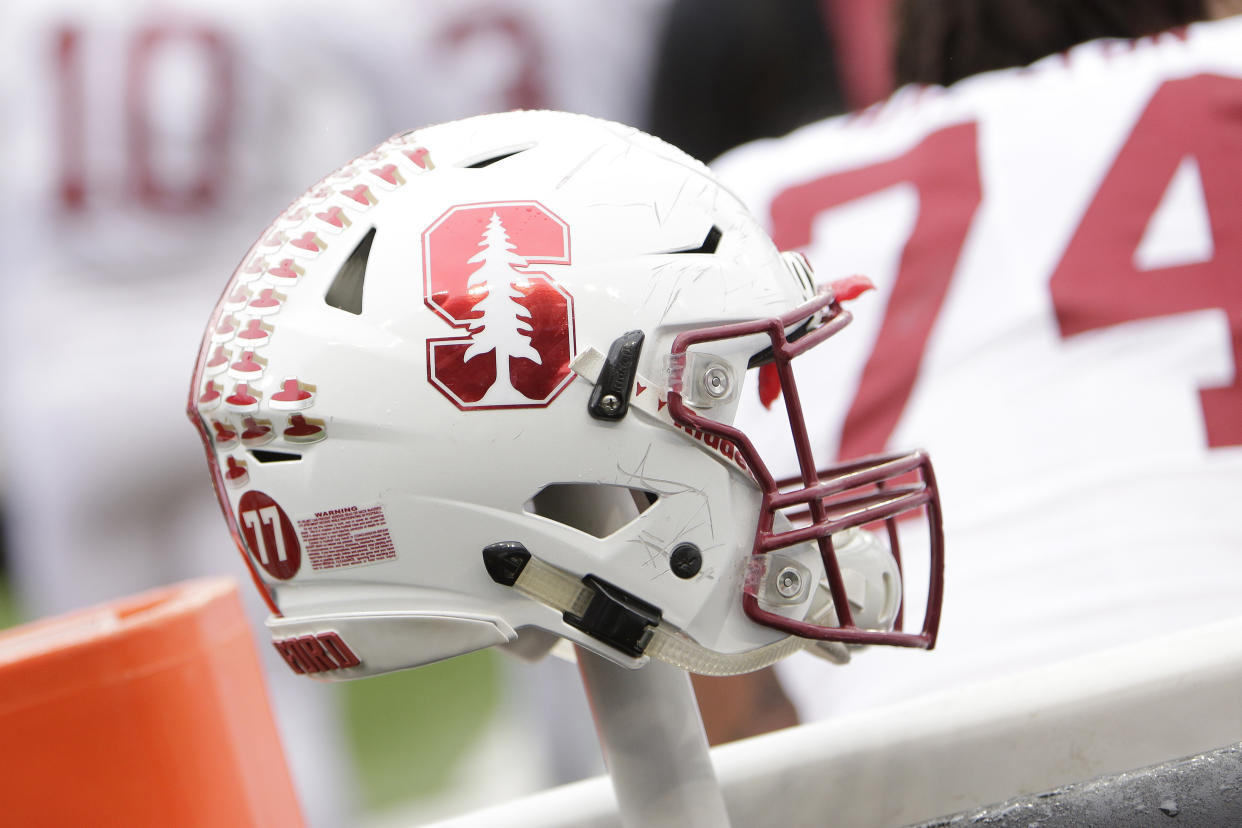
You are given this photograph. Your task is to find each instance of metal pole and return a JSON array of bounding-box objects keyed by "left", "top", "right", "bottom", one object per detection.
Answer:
[{"left": 575, "top": 645, "right": 732, "bottom": 828}]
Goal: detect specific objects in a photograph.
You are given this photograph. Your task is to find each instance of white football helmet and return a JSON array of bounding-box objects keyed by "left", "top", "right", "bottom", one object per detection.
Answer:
[{"left": 188, "top": 111, "right": 943, "bottom": 679}]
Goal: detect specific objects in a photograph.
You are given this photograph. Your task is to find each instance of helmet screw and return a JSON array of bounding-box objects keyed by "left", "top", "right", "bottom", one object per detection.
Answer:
[
  {"left": 598, "top": 393, "right": 622, "bottom": 415},
  {"left": 669, "top": 543, "right": 702, "bottom": 579},
  {"left": 776, "top": 566, "right": 803, "bottom": 598},
  {"left": 703, "top": 365, "right": 730, "bottom": 399}
]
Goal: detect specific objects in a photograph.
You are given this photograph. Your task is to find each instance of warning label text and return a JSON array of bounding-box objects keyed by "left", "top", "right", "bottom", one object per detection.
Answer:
[{"left": 297, "top": 504, "right": 397, "bottom": 571}]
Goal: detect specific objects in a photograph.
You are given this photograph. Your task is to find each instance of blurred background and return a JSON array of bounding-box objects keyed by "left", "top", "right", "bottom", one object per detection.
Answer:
[{"left": 0, "top": 0, "right": 894, "bottom": 824}]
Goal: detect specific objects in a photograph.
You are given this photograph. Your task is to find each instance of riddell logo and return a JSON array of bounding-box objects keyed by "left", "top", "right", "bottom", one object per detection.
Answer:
[
  {"left": 423, "top": 201, "right": 576, "bottom": 409},
  {"left": 671, "top": 420, "right": 750, "bottom": 474}
]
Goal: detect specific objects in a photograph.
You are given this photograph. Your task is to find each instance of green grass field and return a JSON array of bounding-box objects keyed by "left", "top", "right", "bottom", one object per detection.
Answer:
[{"left": 341, "top": 650, "right": 500, "bottom": 809}]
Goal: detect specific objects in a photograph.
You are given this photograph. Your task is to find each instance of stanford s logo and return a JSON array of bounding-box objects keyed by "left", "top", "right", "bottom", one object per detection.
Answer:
[{"left": 423, "top": 201, "right": 576, "bottom": 409}]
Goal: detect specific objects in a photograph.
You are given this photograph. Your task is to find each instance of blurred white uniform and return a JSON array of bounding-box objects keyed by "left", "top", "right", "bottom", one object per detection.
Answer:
[
  {"left": 0, "top": 0, "right": 666, "bottom": 821},
  {"left": 713, "top": 18, "right": 1242, "bottom": 721},
  {"left": 0, "top": 4, "right": 379, "bottom": 824}
]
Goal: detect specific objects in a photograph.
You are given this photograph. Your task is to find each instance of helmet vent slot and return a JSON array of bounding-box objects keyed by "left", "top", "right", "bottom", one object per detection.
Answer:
[
  {"left": 669, "top": 225, "right": 722, "bottom": 255},
  {"left": 526, "top": 484, "right": 658, "bottom": 539},
  {"left": 463, "top": 146, "right": 532, "bottom": 169},
  {"left": 250, "top": 449, "right": 303, "bottom": 464},
  {"left": 324, "top": 226, "right": 376, "bottom": 315}
]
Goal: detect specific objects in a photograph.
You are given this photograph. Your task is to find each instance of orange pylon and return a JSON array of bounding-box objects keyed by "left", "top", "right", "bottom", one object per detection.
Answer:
[{"left": 0, "top": 577, "right": 303, "bottom": 827}]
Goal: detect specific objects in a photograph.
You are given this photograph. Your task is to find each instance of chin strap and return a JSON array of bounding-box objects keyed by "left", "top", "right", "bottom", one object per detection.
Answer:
[{"left": 499, "top": 550, "right": 851, "bottom": 676}]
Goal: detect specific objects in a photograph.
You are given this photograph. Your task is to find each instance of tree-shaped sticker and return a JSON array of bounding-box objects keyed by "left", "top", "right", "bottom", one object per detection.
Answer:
[
  {"left": 463, "top": 212, "right": 545, "bottom": 404},
  {"left": 424, "top": 201, "right": 575, "bottom": 409}
]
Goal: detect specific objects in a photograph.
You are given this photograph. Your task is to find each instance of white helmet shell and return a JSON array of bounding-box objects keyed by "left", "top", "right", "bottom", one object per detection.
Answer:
[{"left": 189, "top": 111, "right": 943, "bottom": 679}]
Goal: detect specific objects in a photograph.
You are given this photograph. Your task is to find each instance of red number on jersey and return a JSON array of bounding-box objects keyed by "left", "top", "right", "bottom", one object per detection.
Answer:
[
  {"left": 439, "top": 12, "right": 547, "bottom": 111},
  {"left": 771, "top": 73, "right": 1242, "bottom": 458},
  {"left": 55, "top": 23, "right": 234, "bottom": 212},
  {"left": 771, "top": 122, "right": 982, "bottom": 459},
  {"left": 1050, "top": 74, "right": 1242, "bottom": 448}
]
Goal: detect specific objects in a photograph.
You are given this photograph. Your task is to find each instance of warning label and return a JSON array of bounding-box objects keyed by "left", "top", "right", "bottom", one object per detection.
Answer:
[{"left": 296, "top": 504, "right": 397, "bottom": 571}]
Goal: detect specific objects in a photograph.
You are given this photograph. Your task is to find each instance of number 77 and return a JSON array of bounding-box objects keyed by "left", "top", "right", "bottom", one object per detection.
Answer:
[{"left": 241, "top": 506, "right": 288, "bottom": 565}]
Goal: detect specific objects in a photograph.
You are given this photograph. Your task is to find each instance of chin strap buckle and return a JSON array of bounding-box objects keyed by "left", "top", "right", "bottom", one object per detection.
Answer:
[
  {"left": 483, "top": 542, "right": 661, "bottom": 658},
  {"left": 563, "top": 575, "right": 662, "bottom": 658}
]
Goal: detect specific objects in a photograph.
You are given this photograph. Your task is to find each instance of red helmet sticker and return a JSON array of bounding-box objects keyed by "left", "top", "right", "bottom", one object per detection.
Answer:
[
  {"left": 238, "top": 491, "right": 302, "bottom": 580},
  {"left": 241, "top": 417, "right": 274, "bottom": 447},
  {"left": 273, "top": 631, "right": 361, "bottom": 675},
  {"left": 423, "top": 201, "right": 575, "bottom": 409}
]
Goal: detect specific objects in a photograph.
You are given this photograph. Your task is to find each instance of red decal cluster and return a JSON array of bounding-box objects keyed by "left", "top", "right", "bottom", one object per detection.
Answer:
[
  {"left": 199, "top": 380, "right": 222, "bottom": 409},
  {"left": 211, "top": 414, "right": 318, "bottom": 448},
  {"left": 291, "top": 231, "right": 324, "bottom": 253},
  {"left": 283, "top": 414, "right": 325, "bottom": 443},
  {"left": 248, "top": 287, "right": 284, "bottom": 315},
  {"left": 212, "top": 420, "right": 239, "bottom": 449},
  {"left": 225, "top": 456, "right": 249, "bottom": 487},
  {"left": 229, "top": 350, "right": 264, "bottom": 380},
  {"left": 239, "top": 256, "right": 267, "bottom": 281},
  {"left": 241, "top": 416, "right": 273, "bottom": 447},
  {"left": 273, "top": 631, "right": 361, "bottom": 675},
  {"left": 404, "top": 147, "right": 432, "bottom": 169},
  {"left": 205, "top": 345, "right": 229, "bottom": 375},
  {"left": 316, "top": 206, "right": 348, "bottom": 230},
  {"left": 225, "top": 382, "right": 259, "bottom": 412},
  {"left": 265, "top": 259, "right": 301, "bottom": 286},
  {"left": 270, "top": 378, "right": 313, "bottom": 410},
  {"left": 370, "top": 164, "right": 403, "bottom": 187},
  {"left": 237, "top": 318, "right": 271, "bottom": 347},
  {"left": 212, "top": 315, "right": 238, "bottom": 341},
  {"left": 342, "top": 184, "right": 374, "bottom": 207},
  {"left": 223, "top": 285, "right": 250, "bottom": 311},
  {"left": 192, "top": 129, "right": 438, "bottom": 592}
]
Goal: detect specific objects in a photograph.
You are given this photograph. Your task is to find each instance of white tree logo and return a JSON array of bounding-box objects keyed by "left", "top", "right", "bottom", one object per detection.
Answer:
[{"left": 463, "top": 212, "right": 543, "bottom": 403}]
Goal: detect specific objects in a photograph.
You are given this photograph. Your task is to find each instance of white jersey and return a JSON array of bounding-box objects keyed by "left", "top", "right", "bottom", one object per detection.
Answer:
[
  {"left": 303, "top": 0, "right": 669, "bottom": 136},
  {"left": 714, "top": 18, "right": 1242, "bottom": 721},
  {"left": 0, "top": 4, "right": 384, "bottom": 825},
  {"left": 0, "top": 0, "right": 666, "bottom": 820}
]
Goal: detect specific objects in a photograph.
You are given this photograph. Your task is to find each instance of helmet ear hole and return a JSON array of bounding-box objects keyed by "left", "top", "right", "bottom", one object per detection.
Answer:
[
  {"left": 324, "top": 227, "right": 376, "bottom": 315},
  {"left": 526, "top": 483, "right": 658, "bottom": 538}
]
